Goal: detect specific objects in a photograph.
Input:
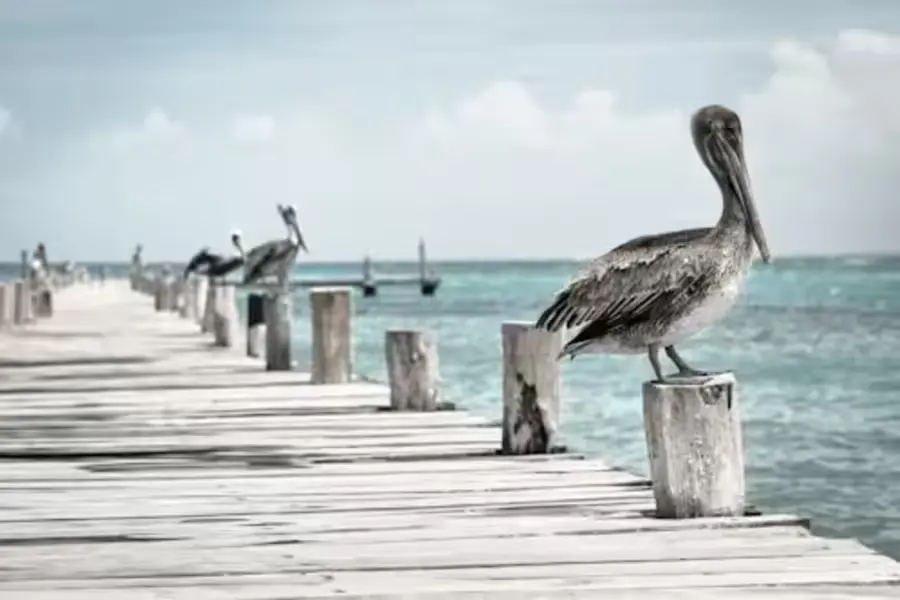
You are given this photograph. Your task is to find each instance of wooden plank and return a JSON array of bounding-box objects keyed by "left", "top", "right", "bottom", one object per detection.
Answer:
[
  {"left": 0, "top": 513, "right": 811, "bottom": 548},
  {"left": 3, "top": 583, "right": 900, "bottom": 600},
  {"left": 0, "top": 534, "right": 891, "bottom": 584}
]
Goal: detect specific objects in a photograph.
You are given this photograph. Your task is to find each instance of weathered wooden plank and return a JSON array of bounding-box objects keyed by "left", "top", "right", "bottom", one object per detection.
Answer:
[
  {"left": 2, "top": 406, "right": 490, "bottom": 423},
  {"left": 0, "top": 534, "right": 889, "bottom": 583},
  {"left": 0, "top": 513, "right": 811, "bottom": 549},
  {"left": 0, "top": 381, "right": 390, "bottom": 402},
  {"left": 4, "top": 583, "right": 900, "bottom": 600}
]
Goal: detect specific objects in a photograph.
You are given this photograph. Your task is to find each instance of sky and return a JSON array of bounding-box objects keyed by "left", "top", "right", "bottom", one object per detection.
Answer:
[{"left": 1, "top": 1, "right": 900, "bottom": 262}]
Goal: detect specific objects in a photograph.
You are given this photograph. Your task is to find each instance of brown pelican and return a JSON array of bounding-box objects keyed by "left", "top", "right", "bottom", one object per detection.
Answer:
[
  {"left": 241, "top": 204, "right": 308, "bottom": 286},
  {"left": 535, "top": 104, "right": 770, "bottom": 384},
  {"left": 184, "top": 231, "right": 245, "bottom": 279}
]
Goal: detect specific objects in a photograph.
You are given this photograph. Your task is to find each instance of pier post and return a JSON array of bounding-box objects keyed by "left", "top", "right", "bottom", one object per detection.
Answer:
[
  {"left": 165, "top": 278, "right": 180, "bottom": 312},
  {"left": 642, "top": 373, "right": 745, "bottom": 519},
  {"left": 264, "top": 291, "right": 292, "bottom": 369},
  {"left": 385, "top": 330, "right": 440, "bottom": 411},
  {"left": 179, "top": 277, "right": 196, "bottom": 320},
  {"left": 12, "top": 280, "right": 28, "bottom": 325},
  {"left": 200, "top": 278, "right": 215, "bottom": 333},
  {"left": 500, "top": 321, "right": 562, "bottom": 455},
  {"left": 212, "top": 284, "right": 237, "bottom": 347},
  {"left": 153, "top": 273, "right": 165, "bottom": 311},
  {"left": 310, "top": 287, "right": 352, "bottom": 384},
  {"left": 245, "top": 293, "right": 265, "bottom": 358},
  {"left": 0, "top": 282, "right": 9, "bottom": 328},
  {"left": 34, "top": 289, "right": 53, "bottom": 318}
]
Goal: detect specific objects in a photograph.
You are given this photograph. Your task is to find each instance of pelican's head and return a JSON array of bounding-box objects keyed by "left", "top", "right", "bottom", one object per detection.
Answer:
[
  {"left": 279, "top": 204, "right": 308, "bottom": 253},
  {"left": 230, "top": 229, "right": 244, "bottom": 254},
  {"left": 691, "top": 105, "right": 770, "bottom": 264}
]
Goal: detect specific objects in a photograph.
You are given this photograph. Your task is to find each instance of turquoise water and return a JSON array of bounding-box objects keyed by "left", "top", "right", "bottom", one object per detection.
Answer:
[{"left": 2, "top": 257, "right": 900, "bottom": 559}]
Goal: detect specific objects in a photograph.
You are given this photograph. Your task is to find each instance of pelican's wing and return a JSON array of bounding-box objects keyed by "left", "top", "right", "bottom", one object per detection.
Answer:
[
  {"left": 184, "top": 248, "right": 213, "bottom": 278},
  {"left": 243, "top": 240, "right": 290, "bottom": 283},
  {"left": 535, "top": 228, "right": 713, "bottom": 342}
]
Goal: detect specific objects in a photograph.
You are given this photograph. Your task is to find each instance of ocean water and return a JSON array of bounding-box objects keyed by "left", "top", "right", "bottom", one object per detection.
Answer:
[{"left": 2, "top": 257, "right": 900, "bottom": 559}]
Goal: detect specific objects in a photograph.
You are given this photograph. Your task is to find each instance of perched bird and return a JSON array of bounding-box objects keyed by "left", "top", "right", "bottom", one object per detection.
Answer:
[
  {"left": 535, "top": 104, "right": 770, "bottom": 384},
  {"left": 183, "top": 230, "right": 245, "bottom": 279},
  {"left": 241, "top": 204, "right": 308, "bottom": 287}
]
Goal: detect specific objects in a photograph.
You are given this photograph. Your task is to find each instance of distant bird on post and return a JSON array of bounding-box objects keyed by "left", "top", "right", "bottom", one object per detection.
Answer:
[
  {"left": 535, "top": 104, "right": 771, "bottom": 384},
  {"left": 241, "top": 204, "right": 308, "bottom": 287},
  {"left": 183, "top": 230, "right": 245, "bottom": 279}
]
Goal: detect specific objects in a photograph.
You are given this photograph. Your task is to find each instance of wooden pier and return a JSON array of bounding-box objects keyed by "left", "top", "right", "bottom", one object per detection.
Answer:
[{"left": 1, "top": 280, "right": 899, "bottom": 598}]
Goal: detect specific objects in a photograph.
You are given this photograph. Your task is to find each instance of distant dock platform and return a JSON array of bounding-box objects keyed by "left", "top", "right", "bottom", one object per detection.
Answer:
[{"left": 293, "top": 274, "right": 440, "bottom": 296}]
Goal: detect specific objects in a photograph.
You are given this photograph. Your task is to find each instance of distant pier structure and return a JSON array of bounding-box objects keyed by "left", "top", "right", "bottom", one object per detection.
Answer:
[
  {"left": 358, "top": 238, "right": 439, "bottom": 297},
  {"left": 231, "top": 238, "right": 440, "bottom": 297}
]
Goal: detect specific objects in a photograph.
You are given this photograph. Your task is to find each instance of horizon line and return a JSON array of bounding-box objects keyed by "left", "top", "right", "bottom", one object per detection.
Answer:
[{"left": 2, "top": 251, "right": 900, "bottom": 267}]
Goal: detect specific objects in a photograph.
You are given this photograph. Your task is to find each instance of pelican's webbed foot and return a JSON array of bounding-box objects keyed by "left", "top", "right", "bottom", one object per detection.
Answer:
[{"left": 658, "top": 345, "right": 724, "bottom": 384}]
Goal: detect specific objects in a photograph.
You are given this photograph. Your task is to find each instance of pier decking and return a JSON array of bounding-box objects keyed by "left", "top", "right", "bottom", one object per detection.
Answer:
[{"left": 1, "top": 281, "right": 899, "bottom": 599}]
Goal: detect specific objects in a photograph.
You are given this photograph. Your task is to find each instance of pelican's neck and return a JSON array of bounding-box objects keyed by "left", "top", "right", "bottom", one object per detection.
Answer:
[
  {"left": 286, "top": 220, "right": 301, "bottom": 247},
  {"left": 716, "top": 184, "right": 747, "bottom": 232},
  {"left": 232, "top": 238, "right": 245, "bottom": 259}
]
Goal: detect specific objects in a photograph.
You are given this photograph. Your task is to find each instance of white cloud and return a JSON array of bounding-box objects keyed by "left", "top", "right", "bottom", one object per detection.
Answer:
[
  {"left": 231, "top": 114, "right": 277, "bottom": 143},
  {"left": 40, "top": 29, "right": 900, "bottom": 260},
  {"left": 405, "top": 28, "right": 900, "bottom": 258},
  {"left": 90, "top": 108, "right": 186, "bottom": 150}
]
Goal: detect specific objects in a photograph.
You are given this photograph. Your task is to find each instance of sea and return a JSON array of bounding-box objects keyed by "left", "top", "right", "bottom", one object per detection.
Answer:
[{"left": 2, "top": 256, "right": 899, "bottom": 560}]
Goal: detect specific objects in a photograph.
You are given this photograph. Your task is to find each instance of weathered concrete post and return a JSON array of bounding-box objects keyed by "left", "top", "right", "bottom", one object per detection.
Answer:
[
  {"left": 500, "top": 321, "right": 562, "bottom": 455},
  {"left": 310, "top": 287, "right": 352, "bottom": 384},
  {"left": 246, "top": 292, "right": 265, "bottom": 358},
  {"left": 13, "top": 280, "right": 28, "bottom": 325},
  {"left": 200, "top": 278, "right": 216, "bottom": 333},
  {"left": 212, "top": 284, "right": 238, "bottom": 347},
  {"left": 0, "top": 282, "right": 9, "bottom": 328},
  {"left": 643, "top": 373, "right": 745, "bottom": 519},
  {"left": 385, "top": 330, "right": 439, "bottom": 411},
  {"left": 264, "top": 291, "right": 291, "bottom": 369}
]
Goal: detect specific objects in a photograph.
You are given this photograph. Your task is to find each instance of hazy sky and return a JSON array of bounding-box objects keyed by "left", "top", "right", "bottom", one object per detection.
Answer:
[{"left": 1, "top": 1, "right": 900, "bottom": 261}]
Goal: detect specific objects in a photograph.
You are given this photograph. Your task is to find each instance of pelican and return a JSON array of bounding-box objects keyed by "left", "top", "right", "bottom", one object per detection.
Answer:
[
  {"left": 183, "top": 230, "right": 245, "bottom": 279},
  {"left": 241, "top": 204, "right": 308, "bottom": 286},
  {"left": 535, "top": 104, "right": 770, "bottom": 384}
]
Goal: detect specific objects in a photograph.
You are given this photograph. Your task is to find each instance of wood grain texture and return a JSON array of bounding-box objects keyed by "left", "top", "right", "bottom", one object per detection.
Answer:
[
  {"left": 0, "top": 280, "right": 896, "bottom": 598},
  {"left": 0, "top": 281, "right": 9, "bottom": 328},
  {"left": 13, "top": 279, "right": 27, "bottom": 324},
  {"left": 501, "top": 321, "right": 562, "bottom": 454},
  {"left": 212, "top": 284, "right": 238, "bottom": 348},
  {"left": 310, "top": 287, "right": 352, "bottom": 384},
  {"left": 385, "top": 329, "right": 440, "bottom": 411},
  {"left": 264, "top": 292, "right": 291, "bottom": 370},
  {"left": 176, "top": 278, "right": 193, "bottom": 319},
  {"left": 643, "top": 373, "right": 745, "bottom": 518},
  {"left": 200, "top": 278, "right": 215, "bottom": 333}
]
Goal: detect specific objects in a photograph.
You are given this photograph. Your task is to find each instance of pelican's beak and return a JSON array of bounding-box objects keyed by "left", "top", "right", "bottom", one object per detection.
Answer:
[
  {"left": 297, "top": 232, "right": 308, "bottom": 253},
  {"left": 711, "top": 128, "right": 771, "bottom": 264}
]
